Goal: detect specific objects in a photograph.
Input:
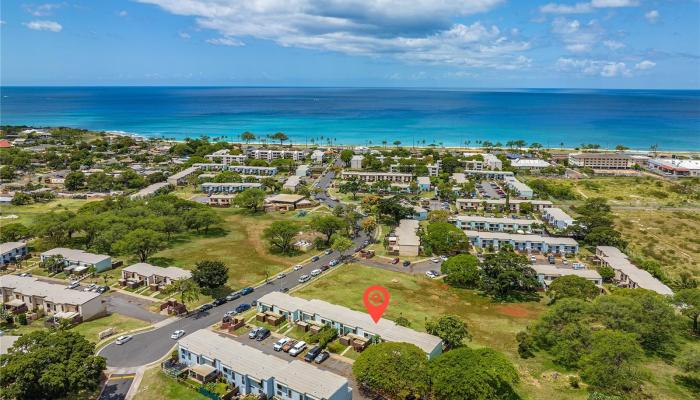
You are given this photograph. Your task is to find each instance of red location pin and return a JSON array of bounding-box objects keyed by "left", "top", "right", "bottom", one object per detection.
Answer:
[{"left": 363, "top": 285, "right": 390, "bottom": 323}]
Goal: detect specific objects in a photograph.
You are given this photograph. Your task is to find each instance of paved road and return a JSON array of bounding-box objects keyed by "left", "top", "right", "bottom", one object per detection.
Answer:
[
  {"left": 105, "top": 292, "right": 167, "bottom": 323},
  {"left": 97, "top": 374, "right": 134, "bottom": 400},
  {"left": 99, "top": 158, "right": 370, "bottom": 368},
  {"left": 356, "top": 257, "right": 442, "bottom": 276}
]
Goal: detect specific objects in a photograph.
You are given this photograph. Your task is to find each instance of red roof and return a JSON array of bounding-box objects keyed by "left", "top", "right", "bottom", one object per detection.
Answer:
[{"left": 0, "top": 139, "right": 11, "bottom": 148}]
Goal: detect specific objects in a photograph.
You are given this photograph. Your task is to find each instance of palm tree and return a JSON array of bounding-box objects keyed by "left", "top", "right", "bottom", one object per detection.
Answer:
[
  {"left": 164, "top": 278, "right": 200, "bottom": 309},
  {"left": 382, "top": 140, "right": 387, "bottom": 149},
  {"left": 393, "top": 140, "right": 401, "bottom": 148},
  {"left": 241, "top": 131, "right": 256, "bottom": 144}
]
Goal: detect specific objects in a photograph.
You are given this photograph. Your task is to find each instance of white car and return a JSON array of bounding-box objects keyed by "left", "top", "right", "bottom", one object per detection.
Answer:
[
  {"left": 562, "top": 260, "right": 569, "bottom": 265},
  {"left": 273, "top": 337, "right": 290, "bottom": 351},
  {"left": 440, "top": 255, "right": 448, "bottom": 261},
  {"left": 171, "top": 330, "right": 185, "bottom": 340},
  {"left": 289, "top": 341, "right": 307, "bottom": 356},
  {"left": 67, "top": 281, "right": 80, "bottom": 289},
  {"left": 298, "top": 274, "right": 310, "bottom": 283},
  {"left": 277, "top": 273, "right": 286, "bottom": 279},
  {"left": 431, "top": 258, "right": 440, "bottom": 263},
  {"left": 310, "top": 269, "right": 322, "bottom": 277},
  {"left": 248, "top": 327, "right": 262, "bottom": 339},
  {"left": 425, "top": 271, "right": 438, "bottom": 279},
  {"left": 293, "top": 265, "right": 303, "bottom": 271},
  {"left": 115, "top": 335, "right": 133, "bottom": 345}
]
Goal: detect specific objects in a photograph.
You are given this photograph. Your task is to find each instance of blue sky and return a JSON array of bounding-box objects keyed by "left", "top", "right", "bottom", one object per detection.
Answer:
[{"left": 1, "top": 0, "right": 699, "bottom": 88}]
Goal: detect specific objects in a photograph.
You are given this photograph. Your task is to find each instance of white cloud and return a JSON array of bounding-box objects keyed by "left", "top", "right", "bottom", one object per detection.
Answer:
[
  {"left": 603, "top": 40, "right": 624, "bottom": 50},
  {"left": 137, "top": 0, "right": 531, "bottom": 70},
  {"left": 645, "top": 10, "right": 659, "bottom": 23},
  {"left": 118, "top": 10, "right": 129, "bottom": 17},
  {"left": 23, "top": 20, "right": 62, "bottom": 32},
  {"left": 556, "top": 57, "right": 631, "bottom": 77},
  {"left": 551, "top": 17, "right": 602, "bottom": 53},
  {"left": 540, "top": 0, "right": 638, "bottom": 14},
  {"left": 206, "top": 37, "right": 244, "bottom": 46},
  {"left": 179, "top": 32, "right": 191, "bottom": 39},
  {"left": 635, "top": 60, "right": 656, "bottom": 70},
  {"left": 25, "top": 4, "right": 60, "bottom": 17}
]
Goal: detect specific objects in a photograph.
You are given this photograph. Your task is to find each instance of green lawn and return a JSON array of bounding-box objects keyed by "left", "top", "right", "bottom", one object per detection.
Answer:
[
  {"left": 0, "top": 198, "right": 96, "bottom": 226},
  {"left": 134, "top": 367, "right": 209, "bottom": 400},
  {"left": 72, "top": 313, "right": 150, "bottom": 343}
]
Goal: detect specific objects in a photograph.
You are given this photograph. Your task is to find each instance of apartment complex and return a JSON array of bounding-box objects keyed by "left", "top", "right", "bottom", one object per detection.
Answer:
[
  {"left": 130, "top": 182, "right": 172, "bottom": 199},
  {"left": 311, "top": 149, "right": 325, "bottom": 164},
  {"left": 456, "top": 198, "right": 553, "bottom": 213},
  {"left": 340, "top": 171, "right": 414, "bottom": 183},
  {"left": 452, "top": 170, "right": 514, "bottom": 182},
  {"left": 1, "top": 242, "right": 28, "bottom": 266},
  {"left": 250, "top": 149, "right": 305, "bottom": 162},
  {"left": 542, "top": 207, "right": 575, "bottom": 230},
  {"left": 0, "top": 275, "right": 106, "bottom": 320},
  {"left": 121, "top": 263, "right": 191, "bottom": 288},
  {"left": 195, "top": 163, "right": 278, "bottom": 176},
  {"left": 167, "top": 166, "right": 199, "bottom": 185},
  {"left": 647, "top": 158, "right": 700, "bottom": 177},
  {"left": 388, "top": 219, "right": 421, "bottom": 256},
  {"left": 464, "top": 230, "right": 579, "bottom": 254},
  {"left": 350, "top": 155, "right": 364, "bottom": 169},
  {"left": 595, "top": 246, "right": 673, "bottom": 295},
  {"left": 532, "top": 264, "right": 603, "bottom": 286},
  {"left": 504, "top": 176, "right": 533, "bottom": 198},
  {"left": 569, "top": 153, "right": 632, "bottom": 170},
  {"left": 454, "top": 216, "right": 536, "bottom": 233},
  {"left": 205, "top": 150, "right": 247, "bottom": 165},
  {"left": 178, "top": 329, "right": 352, "bottom": 400},
  {"left": 201, "top": 182, "right": 263, "bottom": 194},
  {"left": 511, "top": 158, "right": 551, "bottom": 170},
  {"left": 40, "top": 248, "right": 112, "bottom": 273},
  {"left": 257, "top": 292, "right": 443, "bottom": 358}
]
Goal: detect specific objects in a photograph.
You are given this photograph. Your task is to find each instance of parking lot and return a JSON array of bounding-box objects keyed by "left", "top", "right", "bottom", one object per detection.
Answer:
[{"left": 477, "top": 181, "right": 505, "bottom": 199}]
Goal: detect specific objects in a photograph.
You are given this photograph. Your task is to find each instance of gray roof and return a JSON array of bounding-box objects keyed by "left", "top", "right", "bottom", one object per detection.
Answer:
[
  {"left": 41, "top": 248, "right": 111, "bottom": 265},
  {"left": 456, "top": 215, "right": 536, "bottom": 225},
  {"left": 395, "top": 219, "right": 420, "bottom": 247},
  {"left": 0, "top": 275, "right": 101, "bottom": 305},
  {"left": 596, "top": 246, "right": 673, "bottom": 295},
  {"left": 532, "top": 264, "right": 602, "bottom": 280},
  {"left": 543, "top": 207, "right": 574, "bottom": 222},
  {"left": 123, "top": 263, "right": 191, "bottom": 280},
  {"left": 130, "top": 182, "right": 171, "bottom": 199},
  {"left": 168, "top": 166, "right": 199, "bottom": 180},
  {"left": 457, "top": 198, "right": 553, "bottom": 206},
  {"left": 570, "top": 152, "right": 630, "bottom": 159},
  {"left": 464, "top": 230, "right": 578, "bottom": 246},
  {"left": 0, "top": 242, "right": 27, "bottom": 255},
  {"left": 417, "top": 176, "right": 431, "bottom": 185}
]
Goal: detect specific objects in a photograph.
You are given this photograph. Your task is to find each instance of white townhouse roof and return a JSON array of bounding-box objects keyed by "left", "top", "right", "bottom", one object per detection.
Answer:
[
  {"left": 168, "top": 166, "right": 199, "bottom": 181},
  {"left": 179, "top": 330, "right": 349, "bottom": 399},
  {"left": 257, "top": 292, "right": 442, "bottom": 354},
  {"left": 504, "top": 177, "right": 532, "bottom": 194},
  {"left": 511, "top": 158, "right": 551, "bottom": 168},
  {"left": 130, "top": 182, "right": 171, "bottom": 199},
  {"left": 351, "top": 155, "right": 364, "bottom": 161},
  {"left": 417, "top": 176, "right": 431, "bottom": 185},
  {"left": 0, "top": 275, "right": 101, "bottom": 305},
  {"left": 463, "top": 230, "right": 578, "bottom": 246},
  {"left": 123, "top": 263, "right": 191, "bottom": 281},
  {"left": 395, "top": 219, "right": 420, "bottom": 247},
  {"left": 543, "top": 207, "right": 574, "bottom": 222},
  {"left": 457, "top": 198, "right": 553, "bottom": 206},
  {"left": 596, "top": 246, "right": 673, "bottom": 295},
  {"left": 201, "top": 182, "right": 262, "bottom": 189},
  {"left": 0, "top": 242, "right": 27, "bottom": 255},
  {"left": 532, "top": 264, "right": 602, "bottom": 280},
  {"left": 41, "top": 248, "right": 111, "bottom": 265},
  {"left": 0, "top": 335, "right": 20, "bottom": 355},
  {"left": 456, "top": 215, "right": 536, "bottom": 226}
]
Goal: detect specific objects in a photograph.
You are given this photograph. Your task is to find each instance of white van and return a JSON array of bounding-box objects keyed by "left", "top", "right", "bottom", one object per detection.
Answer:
[
  {"left": 289, "top": 340, "right": 307, "bottom": 356},
  {"left": 298, "top": 274, "right": 310, "bottom": 283},
  {"left": 273, "top": 337, "right": 290, "bottom": 351}
]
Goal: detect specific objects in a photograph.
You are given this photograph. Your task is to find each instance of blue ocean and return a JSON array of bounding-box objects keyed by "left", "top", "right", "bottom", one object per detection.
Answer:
[{"left": 1, "top": 87, "right": 699, "bottom": 150}]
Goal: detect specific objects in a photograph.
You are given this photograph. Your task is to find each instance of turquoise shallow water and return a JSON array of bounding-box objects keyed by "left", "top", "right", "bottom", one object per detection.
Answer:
[{"left": 1, "top": 87, "right": 699, "bottom": 150}]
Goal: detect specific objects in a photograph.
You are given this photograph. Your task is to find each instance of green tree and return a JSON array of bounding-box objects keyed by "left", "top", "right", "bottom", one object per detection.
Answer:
[
  {"left": 584, "top": 226, "right": 627, "bottom": 248},
  {"left": 427, "top": 209, "right": 451, "bottom": 223},
  {"left": 0, "top": 330, "right": 106, "bottom": 400},
  {"left": 192, "top": 260, "right": 229, "bottom": 290},
  {"left": 113, "top": 228, "right": 167, "bottom": 262},
  {"left": 311, "top": 215, "right": 346, "bottom": 244},
  {"left": 597, "top": 264, "right": 615, "bottom": 282},
  {"left": 548, "top": 275, "right": 600, "bottom": 303},
  {"left": 86, "top": 171, "right": 113, "bottom": 192},
  {"left": 674, "top": 288, "right": 700, "bottom": 334},
  {"left": 376, "top": 197, "right": 413, "bottom": 224},
  {"left": 0, "top": 223, "right": 31, "bottom": 242},
  {"left": 360, "top": 216, "right": 377, "bottom": 235},
  {"left": 331, "top": 234, "right": 353, "bottom": 255},
  {"left": 352, "top": 342, "right": 430, "bottom": 399},
  {"left": 270, "top": 131, "right": 289, "bottom": 145},
  {"left": 340, "top": 149, "right": 354, "bottom": 166},
  {"left": 429, "top": 347, "right": 519, "bottom": 400},
  {"left": 0, "top": 165, "right": 16, "bottom": 180},
  {"left": 425, "top": 315, "right": 471, "bottom": 350},
  {"left": 339, "top": 178, "right": 366, "bottom": 200},
  {"left": 441, "top": 254, "right": 480, "bottom": 288},
  {"left": 162, "top": 278, "right": 200, "bottom": 308},
  {"left": 64, "top": 171, "right": 86, "bottom": 191},
  {"left": 183, "top": 207, "right": 221, "bottom": 233},
  {"left": 480, "top": 250, "right": 539, "bottom": 300},
  {"left": 11, "top": 192, "right": 32, "bottom": 206},
  {"left": 580, "top": 330, "right": 646, "bottom": 396},
  {"left": 233, "top": 188, "right": 266, "bottom": 212},
  {"left": 241, "top": 131, "right": 256, "bottom": 144},
  {"left": 263, "top": 220, "right": 299, "bottom": 254},
  {"left": 422, "top": 222, "right": 470, "bottom": 255}
]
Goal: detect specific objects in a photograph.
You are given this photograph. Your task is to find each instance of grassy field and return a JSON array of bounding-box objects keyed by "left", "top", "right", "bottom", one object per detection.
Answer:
[
  {"left": 294, "top": 263, "right": 697, "bottom": 400},
  {"left": 72, "top": 313, "right": 150, "bottom": 343},
  {"left": 134, "top": 367, "right": 209, "bottom": 400},
  {"left": 614, "top": 209, "right": 700, "bottom": 280},
  {"left": 0, "top": 198, "right": 96, "bottom": 226},
  {"left": 151, "top": 208, "right": 319, "bottom": 291}
]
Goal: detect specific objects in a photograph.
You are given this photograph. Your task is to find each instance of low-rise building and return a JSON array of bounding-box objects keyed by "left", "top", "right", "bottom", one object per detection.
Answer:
[
  {"left": 504, "top": 177, "right": 533, "bottom": 198},
  {"left": 205, "top": 150, "right": 247, "bottom": 165},
  {"left": 1, "top": 242, "right": 28, "bottom": 266},
  {"left": 427, "top": 162, "right": 440, "bottom": 177},
  {"left": 647, "top": 158, "right": 700, "bottom": 177},
  {"left": 412, "top": 205, "right": 428, "bottom": 221},
  {"left": 452, "top": 170, "right": 514, "bottom": 182},
  {"left": 201, "top": 182, "right": 262, "bottom": 194},
  {"left": 178, "top": 329, "right": 352, "bottom": 400},
  {"left": 0, "top": 275, "right": 106, "bottom": 320},
  {"left": 0, "top": 335, "right": 19, "bottom": 356},
  {"left": 388, "top": 219, "right": 421, "bottom": 256},
  {"left": 456, "top": 198, "right": 553, "bottom": 213},
  {"left": 595, "top": 246, "right": 673, "bottom": 295},
  {"left": 208, "top": 194, "right": 236, "bottom": 207},
  {"left": 511, "top": 158, "right": 551, "bottom": 170},
  {"left": 40, "top": 248, "right": 112, "bottom": 273},
  {"left": 195, "top": 164, "right": 278, "bottom": 176},
  {"left": 130, "top": 182, "right": 172, "bottom": 199},
  {"left": 311, "top": 149, "right": 325, "bottom": 164},
  {"left": 251, "top": 149, "right": 305, "bottom": 162},
  {"left": 417, "top": 176, "right": 431, "bottom": 191},
  {"left": 167, "top": 166, "right": 199, "bottom": 185},
  {"left": 542, "top": 207, "right": 575, "bottom": 229},
  {"left": 340, "top": 171, "right": 414, "bottom": 183},
  {"left": 482, "top": 153, "right": 503, "bottom": 170},
  {"left": 455, "top": 216, "right": 536, "bottom": 233},
  {"left": 295, "top": 164, "right": 310, "bottom": 177},
  {"left": 569, "top": 153, "right": 632, "bottom": 170},
  {"left": 350, "top": 155, "right": 364, "bottom": 169},
  {"left": 464, "top": 230, "right": 578, "bottom": 254},
  {"left": 532, "top": 264, "right": 603, "bottom": 286},
  {"left": 121, "top": 263, "right": 191, "bottom": 289},
  {"left": 282, "top": 175, "right": 302, "bottom": 192},
  {"left": 265, "top": 194, "right": 312, "bottom": 211},
  {"left": 257, "top": 292, "right": 443, "bottom": 358}
]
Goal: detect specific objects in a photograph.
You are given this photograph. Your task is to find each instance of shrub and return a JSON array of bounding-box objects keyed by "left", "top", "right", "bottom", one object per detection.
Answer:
[{"left": 17, "top": 313, "right": 28, "bottom": 325}]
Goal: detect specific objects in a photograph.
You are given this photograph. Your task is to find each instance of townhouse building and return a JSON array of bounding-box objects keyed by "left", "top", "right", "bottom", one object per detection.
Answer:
[
  {"left": 130, "top": 182, "right": 172, "bottom": 199},
  {"left": 282, "top": 176, "right": 302, "bottom": 192},
  {"left": 1, "top": 242, "right": 28, "bottom": 266},
  {"left": 482, "top": 153, "right": 503, "bottom": 170},
  {"left": 388, "top": 219, "right": 420, "bottom": 256},
  {"left": 417, "top": 176, "right": 431, "bottom": 191},
  {"left": 205, "top": 150, "right": 247, "bottom": 165},
  {"left": 511, "top": 158, "right": 551, "bottom": 170},
  {"left": 201, "top": 182, "right": 263, "bottom": 194},
  {"left": 542, "top": 207, "right": 575, "bottom": 230},
  {"left": 595, "top": 246, "right": 673, "bottom": 295},
  {"left": 178, "top": 329, "right": 351, "bottom": 400},
  {"left": 311, "top": 149, "right": 325, "bottom": 164},
  {"left": 456, "top": 198, "right": 553, "bottom": 213},
  {"left": 257, "top": 292, "right": 443, "bottom": 359},
  {"left": 0, "top": 275, "right": 106, "bottom": 320},
  {"left": 532, "top": 264, "right": 603, "bottom": 286},
  {"left": 569, "top": 153, "right": 632, "bottom": 170},
  {"left": 121, "top": 263, "right": 191, "bottom": 288},
  {"left": 350, "top": 155, "right": 364, "bottom": 169},
  {"left": 167, "top": 166, "right": 199, "bottom": 185},
  {"left": 40, "top": 248, "right": 112, "bottom": 273},
  {"left": 295, "top": 164, "right": 310, "bottom": 177},
  {"left": 340, "top": 171, "right": 414, "bottom": 183},
  {"left": 504, "top": 176, "right": 533, "bottom": 198},
  {"left": 454, "top": 215, "right": 536, "bottom": 233},
  {"left": 451, "top": 170, "right": 514, "bottom": 183},
  {"left": 464, "top": 230, "right": 579, "bottom": 254},
  {"left": 194, "top": 163, "right": 278, "bottom": 176}
]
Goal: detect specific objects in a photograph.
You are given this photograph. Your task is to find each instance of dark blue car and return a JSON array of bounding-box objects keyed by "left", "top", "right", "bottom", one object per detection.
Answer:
[
  {"left": 240, "top": 287, "right": 254, "bottom": 295},
  {"left": 235, "top": 303, "right": 251, "bottom": 313}
]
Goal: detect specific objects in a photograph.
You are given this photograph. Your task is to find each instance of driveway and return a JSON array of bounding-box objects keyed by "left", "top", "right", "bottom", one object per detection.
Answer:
[
  {"left": 105, "top": 292, "right": 167, "bottom": 323},
  {"left": 97, "top": 374, "right": 134, "bottom": 400},
  {"left": 356, "top": 256, "right": 442, "bottom": 276}
]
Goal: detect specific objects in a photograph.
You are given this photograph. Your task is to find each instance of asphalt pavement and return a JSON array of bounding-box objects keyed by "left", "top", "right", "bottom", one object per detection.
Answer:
[{"left": 97, "top": 374, "right": 134, "bottom": 400}]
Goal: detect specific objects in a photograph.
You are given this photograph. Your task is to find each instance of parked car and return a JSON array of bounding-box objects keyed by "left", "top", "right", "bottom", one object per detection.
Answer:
[
  {"left": 329, "top": 259, "right": 339, "bottom": 267},
  {"left": 273, "top": 337, "right": 290, "bottom": 351},
  {"left": 391, "top": 258, "right": 400, "bottom": 264},
  {"left": 281, "top": 339, "right": 298, "bottom": 352},
  {"left": 240, "top": 287, "right": 254, "bottom": 295},
  {"left": 314, "top": 351, "right": 330, "bottom": 364},
  {"left": 298, "top": 274, "right": 310, "bottom": 283},
  {"left": 170, "top": 330, "right": 185, "bottom": 340},
  {"left": 115, "top": 335, "right": 132, "bottom": 345},
  {"left": 277, "top": 273, "right": 286, "bottom": 279},
  {"left": 548, "top": 255, "right": 556, "bottom": 264},
  {"left": 402, "top": 260, "right": 411, "bottom": 267},
  {"left": 255, "top": 328, "right": 271, "bottom": 341},
  {"left": 293, "top": 265, "right": 303, "bottom": 271},
  {"left": 235, "top": 303, "right": 251, "bottom": 314},
  {"left": 282, "top": 287, "right": 289, "bottom": 292},
  {"left": 289, "top": 341, "right": 307, "bottom": 356},
  {"left": 311, "top": 256, "right": 320, "bottom": 262},
  {"left": 562, "top": 259, "right": 569, "bottom": 265},
  {"left": 320, "top": 265, "right": 330, "bottom": 272},
  {"left": 226, "top": 292, "right": 241, "bottom": 301},
  {"left": 67, "top": 281, "right": 80, "bottom": 289},
  {"left": 198, "top": 303, "right": 213, "bottom": 312},
  {"left": 431, "top": 258, "right": 440, "bottom": 263},
  {"left": 212, "top": 298, "right": 227, "bottom": 306},
  {"left": 530, "top": 256, "right": 537, "bottom": 264},
  {"left": 248, "top": 327, "right": 262, "bottom": 339},
  {"left": 310, "top": 269, "right": 322, "bottom": 276},
  {"left": 304, "top": 346, "right": 322, "bottom": 362},
  {"left": 324, "top": 249, "right": 333, "bottom": 255},
  {"left": 96, "top": 285, "right": 109, "bottom": 294},
  {"left": 425, "top": 271, "right": 439, "bottom": 279},
  {"left": 440, "top": 255, "right": 448, "bottom": 261}
]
